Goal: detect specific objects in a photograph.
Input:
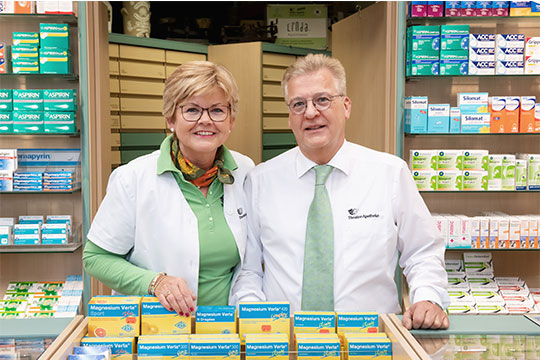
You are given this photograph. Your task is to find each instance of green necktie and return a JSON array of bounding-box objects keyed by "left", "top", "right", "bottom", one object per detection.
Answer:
[{"left": 301, "top": 164, "right": 334, "bottom": 311}]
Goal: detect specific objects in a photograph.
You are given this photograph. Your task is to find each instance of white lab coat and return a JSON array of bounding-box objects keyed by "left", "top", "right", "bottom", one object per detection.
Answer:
[{"left": 87, "top": 149, "right": 254, "bottom": 304}]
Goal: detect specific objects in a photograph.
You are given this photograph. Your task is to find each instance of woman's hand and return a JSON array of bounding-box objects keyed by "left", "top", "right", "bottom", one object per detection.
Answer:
[{"left": 154, "top": 275, "right": 197, "bottom": 317}]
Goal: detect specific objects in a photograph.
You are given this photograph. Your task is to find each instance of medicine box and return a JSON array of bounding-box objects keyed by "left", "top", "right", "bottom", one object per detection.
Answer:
[
  {"left": 190, "top": 336, "right": 241, "bottom": 360},
  {"left": 412, "top": 170, "right": 438, "bottom": 191},
  {"left": 409, "top": 150, "right": 438, "bottom": 170},
  {"left": 489, "top": 97, "right": 506, "bottom": 133},
  {"left": 496, "top": 34, "right": 525, "bottom": 49},
  {"left": 462, "top": 150, "right": 489, "bottom": 171},
  {"left": 469, "top": 34, "right": 495, "bottom": 48},
  {"left": 43, "top": 89, "right": 77, "bottom": 111},
  {"left": 536, "top": 103, "right": 540, "bottom": 132},
  {"left": 407, "top": 25, "right": 440, "bottom": 53},
  {"left": 409, "top": 2, "right": 427, "bottom": 17},
  {"left": 462, "top": 170, "right": 488, "bottom": 191},
  {"left": 0, "top": 89, "right": 12, "bottom": 111},
  {"left": 521, "top": 154, "right": 540, "bottom": 190},
  {"left": 428, "top": 104, "right": 450, "bottom": 132},
  {"left": 458, "top": 93, "right": 489, "bottom": 114},
  {"left": 437, "top": 170, "right": 461, "bottom": 191},
  {"left": 336, "top": 312, "right": 379, "bottom": 338},
  {"left": 19, "top": 215, "right": 44, "bottom": 225},
  {"left": 294, "top": 311, "right": 336, "bottom": 334},
  {"left": 520, "top": 96, "right": 536, "bottom": 133},
  {"left": 437, "top": 150, "right": 463, "bottom": 171},
  {"left": 0, "top": 225, "right": 11, "bottom": 245},
  {"left": 346, "top": 338, "right": 392, "bottom": 360},
  {"left": 525, "top": 37, "right": 540, "bottom": 58},
  {"left": 41, "top": 223, "right": 68, "bottom": 245},
  {"left": 138, "top": 335, "right": 189, "bottom": 360},
  {"left": 296, "top": 336, "right": 340, "bottom": 360},
  {"left": 468, "top": 60, "right": 495, "bottom": 75},
  {"left": 427, "top": 1, "right": 444, "bottom": 17},
  {"left": 81, "top": 336, "right": 136, "bottom": 359},
  {"left": 11, "top": 46, "right": 39, "bottom": 61},
  {"left": 141, "top": 296, "right": 190, "bottom": 335},
  {"left": 238, "top": 302, "right": 290, "bottom": 344},
  {"left": 439, "top": 51, "right": 468, "bottom": 75},
  {"left": 461, "top": 1, "right": 475, "bottom": 16},
  {"left": 196, "top": 305, "right": 236, "bottom": 334},
  {"left": 496, "top": 61, "right": 524, "bottom": 75},
  {"left": 13, "top": 111, "right": 44, "bottom": 133},
  {"left": 445, "top": 1, "right": 460, "bottom": 16},
  {"left": 501, "top": 155, "right": 516, "bottom": 191},
  {"left": 409, "top": 53, "right": 440, "bottom": 76},
  {"left": 469, "top": 47, "right": 495, "bottom": 62},
  {"left": 39, "top": 23, "right": 70, "bottom": 50},
  {"left": 12, "top": 59, "right": 39, "bottom": 74},
  {"left": 44, "top": 112, "right": 76, "bottom": 133},
  {"left": 245, "top": 334, "right": 289, "bottom": 360},
  {"left": 461, "top": 113, "right": 491, "bottom": 133},
  {"left": 0, "top": 149, "right": 17, "bottom": 171},
  {"left": 488, "top": 155, "right": 503, "bottom": 191},
  {"left": 12, "top": 90, "right": 43, "bottom": 111},
  {"left": 440, "top": 25, "right": 469, "bottom": 51},
  {"left": 496, "top": 47, "right": 524, "bottom": 62},
  {"left": 515, "top": 159, "right": 528, "bottom": 191},
  {"left": 505, "top": 96, "right": 520, "bottom": 133},
  {"left": 39, "top": 49, "right": 70, "bottom": 74},
  {"left": 450, "top": 107, "right": 461, "bottom": 133},
  {"left": 0, "top": 112, "right": 11, "bottom": 132},
  {"left": 404, "top": 96, "right": 428, "bottom": 133},
  {"left": 525, "top": 56, "right": 540, "bottom": 74},
  {"left": 88, "top": 295, "right": 141, "bottom": 337},
  {"left": 12, "top": 32, "right": 39, "bottom": 47}
]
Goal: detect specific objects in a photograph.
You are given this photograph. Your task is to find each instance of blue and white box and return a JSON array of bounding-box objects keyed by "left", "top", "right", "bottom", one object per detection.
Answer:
[
  {"left": 469, "top": 47, "right": 495, "bottom": 62},
  {"left": 46, "top": 215, "right": 72, "bottom": 235},
  {"left": 0, "top": 171, "right": 13, "bottom": 192},
  {"left": 461, "top": 113, "right": 491, "bottom": 133},
  {"left": 428, "top": 104, "right": 450, "bottom": 133},
  {"left": 0, "top": 225, "right": 10, "bottom": 245},
  {"left": 469, "top": 34, "right": 495, "bottom": 48},
  {"left": 496, "top": 61, "right": 524, "bottom": 75},
  {"left": 41, "top": 223, "right": 68, "bottom": 245},
  {"left": 496, "top": 34, "right": 525, "bottom": 49},
  {"left": 405, "top": 96, "right": 428, "bottom": 133},
  {"left": 0, "top": 150, "right": 17, "bottom": 171},
  {"left": 450, "top": 107, "right": 461, "bottom": 133},
  {"left": 440, "top": 25, "right": 469, "bottom": 51},
  {"left": 496, "top": 47, "right": 524, "bottom": 62},
  {"left": 458, "top": 93, "right": 489, "bottom": 114},
  {"left": 468, "top": 61, "right": 495, "bottom": 75},
  {"left": 19, "top": 215, "right": 44, "bottom": 225},
  {"left": 13, "top": 223, "right": 40, "bottom": 245}
]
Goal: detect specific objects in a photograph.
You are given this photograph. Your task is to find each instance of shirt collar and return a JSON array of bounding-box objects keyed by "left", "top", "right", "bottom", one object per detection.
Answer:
[
  {"left": 295, "top": 140, "right": 352, "bottom": 179},
  {"left": 156, "top": 134, "right": 238, "bottom": 176}
]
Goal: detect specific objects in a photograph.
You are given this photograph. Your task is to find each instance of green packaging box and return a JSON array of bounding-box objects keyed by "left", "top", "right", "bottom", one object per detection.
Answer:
[
  {"left": 13, "top": 90, "right": 43, "bottom": 111},
  {"left": 0, "top": 90, "right": 12, "bottom": 111},
  {"left": 440, "top": 51, "right": 469, "bottom": 60},
  {"left": 12, "top": 60, "right": 39, "bottom": 74},
  {"left": 40, "top": 23, "right": 70, "bottom": 50},
  {"left": 11, "top": 46, "right": 39, "bottom": 61},
  {"left": 44, "top": 111, "right": 76, "bottom": 133},
  {"left": 441, "top": 25, "right": 469, "bottom": 51},
  {"left": 407, "top": 26, "right": 440, "bottom": 54},
  {"left": 43, "top": 89, "right": 77, "bottom": 111},
  {"left": 39, "top": 49, "right": 70, "bottom": 74},
  {"left": 515, "top": 159, "right": 527, "bottom": 191},
  {"left": 12, "top": 32, "right": 39, "bottom": 47},
  {"left": 13, "top": 111, "right": 44, "bottom": 133},
  {"left": 462, "top": 170, "right": 488, "bottom": 191},
  {"left": 0, "top": 112, "right": 13, "bottom": 133}
]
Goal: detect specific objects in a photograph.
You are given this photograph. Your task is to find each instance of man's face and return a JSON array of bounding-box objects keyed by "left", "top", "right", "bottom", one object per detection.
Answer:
[{"left": 286, "top": 68, "right": 351, "bottom": 163}]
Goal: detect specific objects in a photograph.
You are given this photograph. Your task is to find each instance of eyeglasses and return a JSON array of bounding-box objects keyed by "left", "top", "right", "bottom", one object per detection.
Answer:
[
  {"left": 287, "top": 94, "right": 344, "bottom": 115},
  {"left": 177, "top": 104, "right": 230, "bottom": 122}
]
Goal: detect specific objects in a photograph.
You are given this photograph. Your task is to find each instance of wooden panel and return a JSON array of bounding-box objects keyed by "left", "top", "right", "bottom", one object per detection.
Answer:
[
  {"left": 165, "top": 50, "right": 206, "bottom": 64},
  {"left": 262, "top": 67, "right": 286, "bottom": 82},
  {"left": 109, "top": 59, "right": 119, "bottom": 75},
  {"left": 263, "top": 52, "right": 296, "bottom": 67},
  {"left": 120, "top": 97, "right": 163, "bottom": 112},
  {"left": 119, "top": 60, "right": 166, "bottom": 79},
  {"left": 110, "top": 114, "right": 120, "bottom": 129},
  {"left": 109, "top": 77, "right": 119, "bottom": 93},
  {"left": 263, "top": 100, "right": 288, "bottom": 114},
  {"left": 111, "top": 132, "right": 121, "bottom": 147},
  {"left": 263, "top": 116, "right": 289, "bottom": 131},
  {"left": 121, "top": 114, "right": 165, "bottom": 130},
  {"left": 121, "top": 132, "right": 166, "bottom": 147},
  {"left": 263, "top": 83, "right": 284, "bottom": 98},
  {"left": 119, "top": 44, "right": 165, "bottom": 62},
  {"left": 120, "top": 78, "right": 164, "bottom": 96},
  {"left": 110, "top": 96, "right": 119, "bottom": 111},
  {"left": 111, "top": 150, "right": 121, "bottom": 165},
  {"left": 109, "top": 43, "right": 119, "bottom": 58},
  {"left": 208, "top": 42, "right": 263, "bottom": 164},
  {"left": 50, "top": 318, "right": 88, "bottom": 360}
]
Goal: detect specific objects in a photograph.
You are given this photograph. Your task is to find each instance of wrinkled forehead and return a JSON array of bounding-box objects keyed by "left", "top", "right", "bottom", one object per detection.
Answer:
[{"left": 286, "top": 69, "right": 339, "bottom": 99}]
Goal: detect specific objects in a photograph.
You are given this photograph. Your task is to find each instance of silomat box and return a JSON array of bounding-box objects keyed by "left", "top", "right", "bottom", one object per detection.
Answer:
[
  {"left": 140, "top": 296, "right": 190, "bottom": 335},
  {"left": 196, "top": 305, "right": 236, "bottom": 334},
  {"left": 39, "top": 49, "right": 70, "bottom": 74},
  {"left": 138, "top": 335, "right": 189, "bottom": 360},
  {"left": 88, "top": 296, "right": 141, "bottom": 337},
  {"left": 238, "top": 302, "right": 290, "bottom": 344}
]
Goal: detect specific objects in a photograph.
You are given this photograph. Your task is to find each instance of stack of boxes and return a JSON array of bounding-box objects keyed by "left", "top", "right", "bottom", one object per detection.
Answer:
[
  {"left": 459, "top": 92, "right": 491, "bottom": 133},
  {"left": 525, "top": 36, "right": 540, "bottom": 74},
  {"left": 406, "top": 25, "right": 440, "bottom": 76},
  {"left": 409, "top": 1, "right": 540, "bottom": 17},
  {"left": 0, "top": 42, "right": 6, "bottom": 73},
  {"left": 11, "top": 32, "right": 39, "bottom": 74},
  {"left": 469, "top": 33, "right": 496, "bottom": 75},
  {"left": 0, "top": 149, "right": 17, "bottom": 191},
  {"left": 496, "top": 34, "right": 525, "bottom": 75},
  {"left": 0, "top": 215, "right": 72, "bottom": 246},
  {"left": 440, "top": 24, "right": 469, "bottom": 75}
]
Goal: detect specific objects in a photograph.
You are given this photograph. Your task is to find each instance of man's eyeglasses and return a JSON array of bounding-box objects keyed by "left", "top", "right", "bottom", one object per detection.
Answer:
[
  {"left": 177, "top": 104, "right": 230, "bottom": 122},
  {"left": 287, "top": 94, "right": 344, "bottom": 115}
]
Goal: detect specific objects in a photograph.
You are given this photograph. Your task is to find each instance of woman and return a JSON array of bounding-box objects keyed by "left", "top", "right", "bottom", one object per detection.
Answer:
[{"left": 83, "top": 61, "right": 254, "bottom": 317}]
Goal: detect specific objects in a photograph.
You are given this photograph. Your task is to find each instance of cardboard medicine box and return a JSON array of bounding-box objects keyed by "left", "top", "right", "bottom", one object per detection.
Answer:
[
  {"left": 141, "top": 296, "right": 190, "bottom": 335},
  {"left": 44, "top": 111, "right": 76, "bottom": 133},
  {"left": 39, "top": 23, "right": 70, "bottom": 49},
  {"left": 12, "top": 32, "right": 39, "bottom": 47},
  {"left": 12, "top": 90, "right": 43, "bottom": 111},
  {"left": 12, "top": 59, "right": 39, "bottom": 74},
  {"left": 195, "top": 305, "right": 236, "bottom": 334},
  {"left": 294, "top": 311, "right": 336, "bottom": 334},
  {"left": 43, "top": 89, "right": 77, "bottom": 111},
  {"left": 11, "top": 46, "right": 39, "bottom": 61},
  {"left": 440, "top": 25, "right": 469, "bottom": 51},
  {"left": 138, "top": 335, "right": 189, "bottom": 360},
  {"left": 245, "top": 334, "right": 289, "bottom": 360},
  {"left": 12, "top": 111, "right": 44, "bottom": 133},
  {"left": 0, "top": 112, "right": 12, "bottom": 133},
  {"left": 88, "top": 296, "right": 141, "bottom": 337},
  {"left": 428, "top": 104, "right": 450, "bottom": 132},
  {"left": 0, "top": 90, "right": 12, "bottom": 111},
  {"left": 80, "top": 337, "right": 135, "bottom": 360},
  {"left": 404, "top": 96, "right": 428, "bottom": 133},
  {"left": 238, "top": 302, "right": 290, "bottom": 344},
  {"left": 39, "top": 49, "right": 70, "bottom": 74}
]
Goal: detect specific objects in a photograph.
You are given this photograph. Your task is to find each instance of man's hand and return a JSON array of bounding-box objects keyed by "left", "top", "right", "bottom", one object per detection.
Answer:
[{"left": 402, "top": 300, "right": 449, "bottom": 330}]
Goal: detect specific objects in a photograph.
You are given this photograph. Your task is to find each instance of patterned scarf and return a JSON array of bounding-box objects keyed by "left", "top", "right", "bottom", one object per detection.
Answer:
[{"left": 170, "top": 136, "right": 234, "bottom": 187}]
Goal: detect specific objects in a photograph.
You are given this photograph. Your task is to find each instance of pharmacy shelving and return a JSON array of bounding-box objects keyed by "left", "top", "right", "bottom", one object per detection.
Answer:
[
  {"left": 0, "top": 242, "right": 82, "bottom": 254},
  {"left": 407, "top": 15, "right": 540, "bottom": 27}
]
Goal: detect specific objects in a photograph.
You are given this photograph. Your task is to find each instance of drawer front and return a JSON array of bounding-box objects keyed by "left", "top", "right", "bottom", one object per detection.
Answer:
[
  {"left": 110, "top": 114, "right": 120, "bottom": 129},
  {"left": 111, "top": 132, "right": 121, "bottom": 147},
  {"left": 111, "top": 150, "right": 121, "bottom": 165},
  {"left": 121, "top": 132, "right": 166, "bottom": 147},
  {"left": 119, "top": 60, "right": 166, "bottom": 79},
  {"left": 109, "top": 77, "right": 120, "bottom": 94},
  {"left": 262, "top": 132, "right": 296, "bottom": 147},
  {"left": 109, "top": 43, "right": 119, "bottom": 58},
  {"left": 120, "top": 97, "right": 163, "bottom": 113},
  {"left": 110, "top": 96, "right": 120, "bottom": 111},
  {"left": 263, "top": 116, "right": 290, "bottom": 131},
  {"left": 263, "top": 84, "right": 284, "bottom": 98},
  {"left": 263, "top": 53, "right": 295, "bottom": 67},
  {"left": 120, "top": 114, "right": 166, "bottom": 130},
  {"left": 120, "top": 79, "right": 164, "bottom": 96},
  {"left": 119, "top": 44, "right": 165, "bottom": 62},
  {"left": 165, "top": 50, "right": 206, "bottom": 65},
  {"left": 263, "top": 100, "right": 288, "bottom": 114},
  {"left": 109, "top": 59, "right": 119, "bottom": 75},
  {"left": 262, "top": 67, "right": 286, "bottom": 82}
]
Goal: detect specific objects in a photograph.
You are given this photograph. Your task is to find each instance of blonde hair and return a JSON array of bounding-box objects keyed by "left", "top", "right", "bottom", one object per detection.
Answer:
[
  {"left": 281, "top": 54, "right": 347, "bottom": 100},
  {"left": 162, "top": 61, "right": 239, "bottom": 121}
]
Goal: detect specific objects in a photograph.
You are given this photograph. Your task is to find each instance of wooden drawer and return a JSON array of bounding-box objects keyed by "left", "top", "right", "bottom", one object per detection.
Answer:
[
  {"left": 119, "top": 60, "right": 166, "bottom": 79},
  {"left": 111, "top": 150, "right": 121, "bottom": 165},
  {"left": 109, "top": 43, "right": 119, "bottom": 58},
  {"left": 165, "top": 50, "right": 206, "bottom": 65},
  {"left": 110, "top": 96, "right": 120, "bottom": 111},
  {"left": 109, "top": 77, "right": 119, "bottom": 94},
  {"left": 262, "top": 67, "right": 286, "bottom": 82},
  {"left": 263, "top": 100, "right": 288, "bottom": 114},
  {"left": 121, "top": 114, "right": 165, "bottom": 130},
  {"left": 109, "top": 59, "right": 119, "bottom": 75},
  {"left": 263, "top": 84, "right": 284, "bottom": 98},
  {"left": 263, "top": 53, "right": 296, "bottom": 67},
  {"left": 110, "top": 114, "right": 120, "bottom": 129},
  {"left": 119, "top": 44, "right": 165, "bottom": 62},
  {"left": 121, "top": 132, "right": 166, "bottom": 147},
  {"left": 120, "top": 78, "right": 164, "bottom": 96},
  {"left": 111, "top": 132, "right": 121, "bottom": 147},
  {"left": 263, "top": 116, "right": 290, "bottom": 131},
  {"left": 120, "top": 97, "right": 163, "bottom": 113}
]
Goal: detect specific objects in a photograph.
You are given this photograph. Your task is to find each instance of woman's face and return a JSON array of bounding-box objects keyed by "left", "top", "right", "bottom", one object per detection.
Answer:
[{"left": 167, "top": 87, "right": 235, "bottom": 164}]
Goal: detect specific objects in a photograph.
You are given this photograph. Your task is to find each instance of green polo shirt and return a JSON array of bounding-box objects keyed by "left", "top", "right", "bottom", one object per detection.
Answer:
[{"left": 157, "top": 135, "right": 241, "bottom": 306}]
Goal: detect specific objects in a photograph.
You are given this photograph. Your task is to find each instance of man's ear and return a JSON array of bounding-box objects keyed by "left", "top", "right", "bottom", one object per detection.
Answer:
[{"left": 343, "top": 96, "right": 352, "bottom": 120}]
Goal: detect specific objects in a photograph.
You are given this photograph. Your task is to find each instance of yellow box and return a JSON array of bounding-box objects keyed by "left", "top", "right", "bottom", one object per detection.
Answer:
[
  {"left": 294, "top": 311, "right": 336, "bottom": 334},
  {"left": 141, "top": 296, "right": 190, "bottom": 335},
  {"left": 195, "top": 305, "right": 236, "bottom": 334},
  {"left": 245, "top": 334, "right": 289, "bottom": 360},
  {"left": 190, "top": 337, "right": 241, "bottom": 360},
  {"left": 345, "top": 338, "right": 392, "bottom": 360},
  {"left": 88, "top": 296, "right": 141, "bottom": 337},
  {"left": 238, "top": 302, "right": 290, "bottom": 344},
  {"left": 297, "top": 335, "right": 341, "bottom": 360},
  {"left": 137, "top": 335, "right": 189, "bottom": 360},
  {"left": 80, "top": 336, "right": 135, "bottom": 360}
]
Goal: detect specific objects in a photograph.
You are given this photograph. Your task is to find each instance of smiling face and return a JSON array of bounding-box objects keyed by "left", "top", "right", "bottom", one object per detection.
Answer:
[
  {"left": 166, "top": 87, "right": 235, "bottom": 169},
  {"left": 286, "top": 68, "right": 351, "bottom": 164}
]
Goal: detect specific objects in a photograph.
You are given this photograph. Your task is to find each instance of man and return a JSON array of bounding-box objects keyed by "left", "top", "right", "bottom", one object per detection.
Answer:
[{"left": 232, "top": 54, "right": 449, "bottom": 329}]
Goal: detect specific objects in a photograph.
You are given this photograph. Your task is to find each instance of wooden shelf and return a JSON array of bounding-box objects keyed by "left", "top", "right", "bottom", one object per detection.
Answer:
[
  {"left": 0, "top": 242, "right": 82, "bottom": 254},
  {"left": 0, "top": 13, "right": 77, "bottom": 24},
  {"left": 407, "top": 15, "right": 540, "bottom": 26}
]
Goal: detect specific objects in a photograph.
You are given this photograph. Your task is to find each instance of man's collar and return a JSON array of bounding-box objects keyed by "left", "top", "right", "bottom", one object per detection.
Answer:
[{"left": 295, "top": 140, "right": 351, "bottom": 178}]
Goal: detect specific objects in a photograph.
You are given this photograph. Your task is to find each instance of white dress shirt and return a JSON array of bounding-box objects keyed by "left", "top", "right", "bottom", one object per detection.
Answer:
[{"left": 231, "top": 141, "right": 449, "bottom": 314}]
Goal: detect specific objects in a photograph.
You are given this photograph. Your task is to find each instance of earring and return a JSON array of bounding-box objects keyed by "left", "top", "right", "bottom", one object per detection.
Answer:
[{"left": 170, "top": 128, "right": 174, "bottom": 132}]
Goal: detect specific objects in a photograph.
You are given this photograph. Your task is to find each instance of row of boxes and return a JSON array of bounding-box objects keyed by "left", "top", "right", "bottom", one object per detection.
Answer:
[
  {"left": 0, "top": 1, "right": 74, "bottom": 14},
  {"left": 433, "top": 213, "right": 540, "bottom": 249},
  {"left": 409, "top": 1, "right": 540, "bottom": 17},
  {"left": 0, "top": 89, "right": 78, "bottom": 111},
  {"left": 0, "top": 275, "right": 82, "bottom": 319},
  {"left": 1, "top": 169, "right": 80, "bottom": 192},
  {"left": 0, "top": 111, "right": 77, "bottom": 134},
  {"left": 405, "top": 94, "right": 540, "bottom": 134},
  {"left": 0, "top": 215, "right": 73, "bottom": 245}
]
